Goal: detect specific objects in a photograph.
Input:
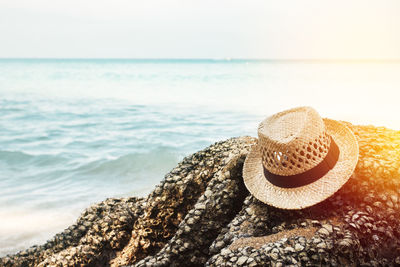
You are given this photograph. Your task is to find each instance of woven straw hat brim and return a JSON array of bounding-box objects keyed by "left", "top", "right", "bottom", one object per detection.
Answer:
[{"left": 243, "top": 118, "right": 359, "bottom": 210}]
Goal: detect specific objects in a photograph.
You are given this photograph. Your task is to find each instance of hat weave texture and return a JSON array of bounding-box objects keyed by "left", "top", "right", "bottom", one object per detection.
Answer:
[
  {"left": 243, "top": 106, "right": 359, "bottom": 209},
  {"left": 259, "top": 107, "right": 331, "bottom": 176}
]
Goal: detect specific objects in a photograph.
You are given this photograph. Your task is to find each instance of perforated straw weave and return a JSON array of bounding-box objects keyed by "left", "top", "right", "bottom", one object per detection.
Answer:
[{"left": 243, "top": 107, "right": 359, "bottom": 210}]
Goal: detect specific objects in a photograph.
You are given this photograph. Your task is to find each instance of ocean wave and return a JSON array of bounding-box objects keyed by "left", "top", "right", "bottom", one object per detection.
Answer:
[
  {"left": 0, "top": 150, "right": 67, "bottom": 167},
  {"left": 0, "top": 107, "right": 23, "bottom": 113},
  {"left": 72, "top": 147, "right": 179, "bottom": 178}
]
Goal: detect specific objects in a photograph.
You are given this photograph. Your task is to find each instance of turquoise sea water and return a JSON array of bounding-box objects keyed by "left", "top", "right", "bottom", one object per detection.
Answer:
[{"left": 1, "top": 59, "right": 400, "bottom": 256}]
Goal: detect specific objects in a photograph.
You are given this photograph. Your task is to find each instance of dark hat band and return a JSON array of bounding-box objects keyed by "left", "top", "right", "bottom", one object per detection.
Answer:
[{"left": 263, "top": 136, "right": 340, "bottom": 188}]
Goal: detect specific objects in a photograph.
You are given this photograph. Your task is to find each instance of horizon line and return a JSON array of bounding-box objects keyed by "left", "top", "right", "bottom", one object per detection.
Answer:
[{"left": 1, "top": 57, "right": 400, "bottom": 63}]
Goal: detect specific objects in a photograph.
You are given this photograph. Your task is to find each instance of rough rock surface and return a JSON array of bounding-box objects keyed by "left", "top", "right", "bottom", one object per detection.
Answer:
[{"left": 2, "top": 122, "right": 400, "bottom": 266}]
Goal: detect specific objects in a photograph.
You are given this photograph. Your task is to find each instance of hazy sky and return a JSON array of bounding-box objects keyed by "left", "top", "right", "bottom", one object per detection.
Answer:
[{"left": 0, "top": 0, "right": 399, "bottom": 59}]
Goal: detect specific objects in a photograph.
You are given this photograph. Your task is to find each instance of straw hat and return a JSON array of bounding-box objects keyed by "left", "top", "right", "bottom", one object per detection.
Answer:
[{"left": 243, "top": 107, "right": 359, "bottom": 209}]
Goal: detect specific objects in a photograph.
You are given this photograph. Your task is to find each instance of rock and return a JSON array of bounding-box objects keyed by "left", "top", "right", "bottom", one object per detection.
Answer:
[
  {"left": 322, "top": 224, "right": 333, "bottom": 233},
  {"left": 221, "top": 248, "right": 231, "bottom": 256},
  {"left": 339, "top": 239, "right": 352, "bottom": 247},
  {"left": 215, "top": 241, "right": 224, "bottom": 248},
  {"left": 214, "top": 256, "right": 224, "bottom": 266},
  {"left": 229, "top": 256, "right": 237, "bottom": 262},
  {"left": 237, "top": 256, "right": 248, "bottom": 265},
  {"left": 317, "top": 242, "right": 326, "bottom": 249},
  {"left": 194, "top": 203, "right": 206, "bottom": 210},
  {"left": 295, "top": 244, "right": 304, "bottom": 251},
  {"left": 311, "top": 220, "right": 321, "bottom": 226},
  {"left": 317, "top": 228, "right": 330, "bottom": 237},
  {"left": 184, "top": 225, "right": 191, "bottom": 233},
  {"left": 269, "top": 252, "right": 279, "bottom": 261},
  {"left": 245, "top": 208, "right": 254, "bottom": 216},
  {"left": 3, "top": 125, "right": 400, "bottom": 267},
  {"left": 284, "top": 246, "right": 295, "bottom": 253}
]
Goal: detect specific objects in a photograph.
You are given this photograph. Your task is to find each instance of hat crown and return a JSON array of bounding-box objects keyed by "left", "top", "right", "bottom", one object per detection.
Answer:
[{"left": 258, "top": 107, "right": 331, "bottom": 176}]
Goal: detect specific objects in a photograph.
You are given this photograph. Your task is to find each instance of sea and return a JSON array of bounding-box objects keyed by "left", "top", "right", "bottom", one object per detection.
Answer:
[{"left": 1, "top": 59, "right": 400, "bottom": 256}]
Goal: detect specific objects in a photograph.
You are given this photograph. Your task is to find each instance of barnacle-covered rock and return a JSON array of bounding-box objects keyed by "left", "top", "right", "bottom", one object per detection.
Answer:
[
  {"left": 2, "top": 123, "right": 400, "bottom": 266},
  {"left": 0, "top": 196, "right": 145, "bottom": 266}
]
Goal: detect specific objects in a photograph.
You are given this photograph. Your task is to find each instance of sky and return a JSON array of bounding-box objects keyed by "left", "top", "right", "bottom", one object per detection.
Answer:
[{"left": 0, "top": 0, "right": 399, "bottom": 59}]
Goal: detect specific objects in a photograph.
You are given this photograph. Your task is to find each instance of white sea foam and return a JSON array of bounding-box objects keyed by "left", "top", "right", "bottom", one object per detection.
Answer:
[{"left": 0, "top": 208, "right": 76, "bottom": 256}]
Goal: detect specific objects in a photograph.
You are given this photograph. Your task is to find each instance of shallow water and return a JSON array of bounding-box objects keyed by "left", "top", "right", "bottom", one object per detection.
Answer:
[{"left": 0, "top": 59, "right": 399, "bottom": 256}]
